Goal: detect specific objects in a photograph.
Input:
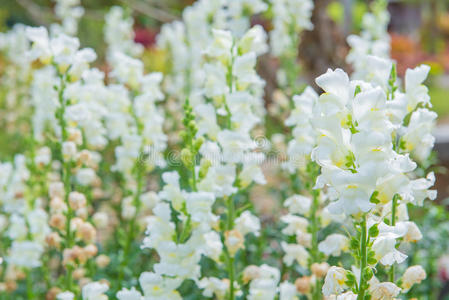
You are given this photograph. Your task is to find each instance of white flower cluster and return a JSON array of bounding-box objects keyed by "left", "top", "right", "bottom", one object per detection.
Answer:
[
  {"left": 0, "top": 25, "right": 33, "bottom": 126},
  {"left": 346, "top": 1, "right": 391, "bottom": 81},
  {"left": 116, "top": 22, "right": 270, "bottom": 299},
  {"left": 104, "top": 6, "right": 143, "bottom": 59},
  {"left": 316, "top": 65, "right": 435, "bottom": 298},
  {"left": 269, "top": 0, "right": 314, "bottom": 57},
  {"left": 52, "top": 0, "right": 85, "bottom": 36},
  {"left": 0, "top": 156, "right": 49, "bottom": 271},
  {"left": 157, "top": 0, "right": 267, "bottom": 101}
]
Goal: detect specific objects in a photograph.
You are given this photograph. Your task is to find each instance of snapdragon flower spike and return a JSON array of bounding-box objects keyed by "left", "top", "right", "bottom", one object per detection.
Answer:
[
  {"left": 281, "top": 86, "right": 348, "bottom": 300},
  {"left": 118, "top": 103, "right": 219, "bottom": 300},
  {"left": 0, "top": 154, "right": 50, "bottom": 296},
  {"left": 51, "top": 0, "right": 84, "bottom": 36},
  {"left": 269, "top": 0, "right": 314, "bottom": 91},
  {"left": 316, "top": 67, "right": 436, "bottom": 299},
  {"left": 24, "top": 25, "right": 104, "bottom": 296},
  {"left": 0, "top": 24, "right": 33, "bottom": 126},
  {"left": 157, "top": 0, "right": 267, "bottom": 102},
  {"left": 346, "top": 0, "right": 391, "bottom": 82},
  {"left": 104, "top": 6, "right": 143, "bottom": 60},
  {"left": 117, "top": 25, "right": 271, "bottom": 300},
  {"left": 269, "top": 0, "right": 314, "bottom": 58},
  {"left": 103, "top": 7, "right": 168, "bottom": 286}
]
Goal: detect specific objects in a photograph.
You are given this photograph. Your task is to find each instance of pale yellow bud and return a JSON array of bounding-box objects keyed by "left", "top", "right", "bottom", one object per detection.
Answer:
[
  {"left": 95, "top": 255, "right": 111, "bottom": 268},
  {"left": 69, "top": 191, "right": 87, "bottom": 210},
  {"left": 225, "top": 229, "right": 244, "bottom": 256},
  {"left": 311, "top": 262, "right": 330, "bottom": 279},
  {"left": 45, "top": 232, "right": 62, "bottom": 248},
  {"left": 49, "top": 214, "right": 66, "bottom": 230},
  {"left": 295, "top": 276, "right": 311, "bottom": 294}
]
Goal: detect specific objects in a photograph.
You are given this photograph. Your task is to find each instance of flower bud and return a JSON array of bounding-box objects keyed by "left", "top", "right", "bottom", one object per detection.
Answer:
[
  {"left": 49, "top": 182, "right": 65, "bottom": 199},
  {"left": 242, "top": 265, "right": 260, "bottom": 283},
  {"left": 62, "top": 141, "right": 77, "bottom": 161},
  {"left": 68, "top": 192, "right": 87, "bottom": 210},
  {"left": 311, "top": 262, "right": 330, "bottom": 279},
  {"left": 93, "top": 212, "right": 109, "bottom": 229},
  {"left": 46, "top": 287, "right": 61, "bottom": 300},
  {"left": 76, "top": 222, "right": 96, "bottom": 243},
  {"left": 402, "top": 265, "right": 426, "bottom": 292},
  {"left": 73, "top": 268, "right": 86, "bottom": 280},
  {"left": 46, "top": 232, "right": 62, "bottom": 248},
  {"left": 95, "top": 255, "right": 111, "bottom": 268},
  {"left": 49, "top": 214, "right": 66, "bottom": 230},
  {"left": 50, "top": 197, "right": 67, "bottom": 213},
  {"left": 68, "top": 127, "right": 83, "bottom": 145},
  {"left": 225, "top": 229, "right": 244, "bottom": 257},
  {"left": 295, "top": 276, "right": 311, "bottom": 294}
]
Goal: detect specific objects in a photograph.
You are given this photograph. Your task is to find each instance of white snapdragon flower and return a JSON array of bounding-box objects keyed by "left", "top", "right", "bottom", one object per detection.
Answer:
[
  {"left": 53, "top": 0, "right": 84, "bottom": 35},
  {"left": 369, "top": 282, "right": 400, "bottom": 300},
  {"left": 346, "top": 3, "right": 391, "bottom": 81},
  {"left": 153, "top": 240, "right": 201, "bottom": 279},
  {"left": 198, "top": 164, "right": 237, "bottom": 197},
  {"left": 281, "top": 214, "right": 308, "bottom": 236},
  {"left": 322, "top": 266, "right": 348, "bottom": 296},
  {"left": 285, "top": 87, "right": 319, "bottom": 168},
  {"left": 7, "top": 241, "right": 44, "bottom": 268},
  {"left": 372, "top": 224, "right": 407, "bottom": 266},
  {"left": 401, "top": 265, "right": 426, "bottom": 292},
  {"left": 57, "top": 292, "right": 75, "bottom": 300},
  {"left": 269, "top": 0, "right": 314, "bottom": 57},
  {"left": 159, "top": 172, "right": 184, "bottom": 210},
  {"left": 104, "top": 6, "right": 143, "bottom": 58},
  {"left": 185, "top": 191, "right": 216, "bottom": 224},
  {"left": 198, "top": 277, "right": 228, "bottom": 299},
  {"left": 117, "top": 287, "right": 143, "bottom": 300},
  {"left": 404, "top": 65, "right": 431, "bottom": 112},
  {"left": 284, "top": 194, "right": 311, "bottom": 216},
  {"left": 142, "top": 203, "right": 176, "bottom": 249},
  {"left": 234, "top": 211, "right": 261, "bottom": 237},
  {"left": 281, "top": 242, "right": 309, "bottom": 267},
  {"left": 139, "top": 272, "right": 182, "bottom": 300},
  {"left": 247, "top": 265, "right": 280, "bottom": 300},
  {"left": 202, "top": 231, "right": 223, "bottom": 261},
  {"left": 279, "top": 281, "right": 298, "bottom": 300},
  {"left": 318, "top": 234, "right": 349, "bottom": 257},
  {"left": 401, "top": 108, "right": 437, "bottom": 163},
  {"left": 82, "top": 282, "right": 109, "bottom": 300}
]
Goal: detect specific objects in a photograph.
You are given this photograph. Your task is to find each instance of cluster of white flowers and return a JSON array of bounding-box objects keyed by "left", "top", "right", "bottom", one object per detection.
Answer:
[
  {"left": 24, "top": 25, "right": 107, "bottom": 298},
  {"left": 0, "top": 25, "right": 33, "bottom": 129},
  {"left": 346, "top": 0, "right": 390, "bottom": 81},
  {"left": 269, "top": 0, "right": 314, "bottom": 58},
  {"left": 316, "top": 65, "right": 435, "bottom": 298},
  {"left": 157, "top": 0, "right": 267, "bottom": 101},
  {"left": 104, "top": 6, "right": 143, "bottom": 59},
  {"left": 0, "top": 155, "right": 49, "bottom": 273},
  {"left": 52, "top": 0, "right": 84, "bottom": 36},
  {"left": 116, "top": 19, "right": 271, "bottom": 299}
]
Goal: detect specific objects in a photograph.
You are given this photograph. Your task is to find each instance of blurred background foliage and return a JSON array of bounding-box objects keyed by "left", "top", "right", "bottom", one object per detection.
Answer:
[{"left": 2, "top": 0, "right": 449, "bottom": 117}]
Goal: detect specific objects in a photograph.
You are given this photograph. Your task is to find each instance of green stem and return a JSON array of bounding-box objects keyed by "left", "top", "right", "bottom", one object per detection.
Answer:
[
  {"left": 26, "top": 270, "right": 34, "bottom": 299},
  {"left": 310, "top": 190, "right": 321, "bottom": 300},
  {"left": 227, "top": 254, "right": 235, "bottom": 300},
  {"left": 118, "top": 159, "right": 145, "bottom": 285},
  {"left": 389, "top": 194, "right": 399, "bottom": 282},
  {"left": 226, "top": 195, "right": 235, "bottom": 300},
  {"left": 357, "top": 215, "right": 368, "bottom": 300},
  {"left": 55, "top": 71, "right": 75, "bottom": 291}
]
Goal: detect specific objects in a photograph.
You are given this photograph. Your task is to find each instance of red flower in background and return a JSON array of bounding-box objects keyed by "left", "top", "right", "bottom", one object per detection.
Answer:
[{"left": 134, "top": 27, "right": 157, "bottom": 48}]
